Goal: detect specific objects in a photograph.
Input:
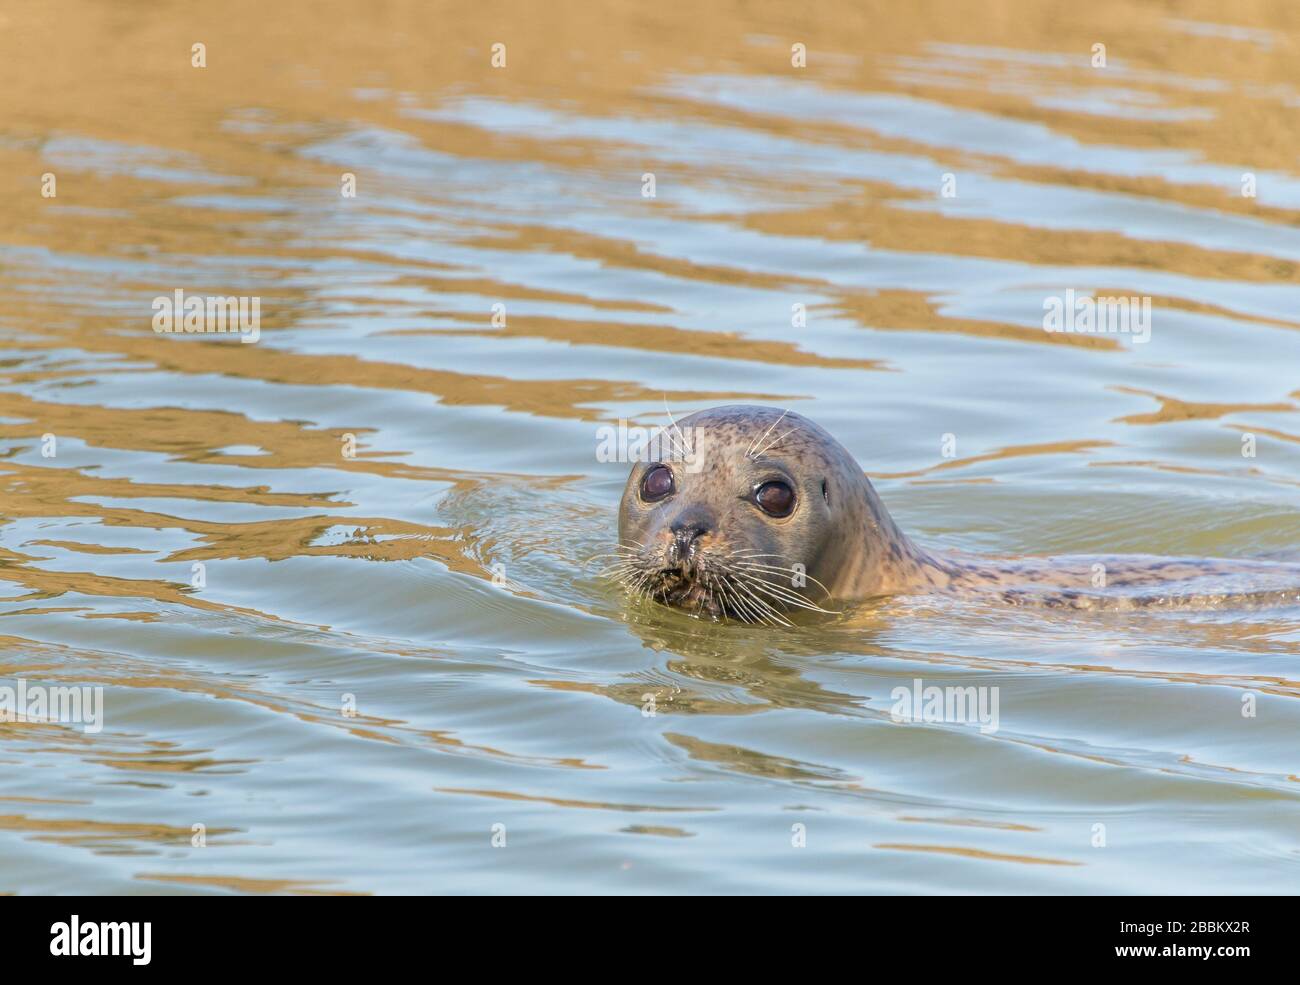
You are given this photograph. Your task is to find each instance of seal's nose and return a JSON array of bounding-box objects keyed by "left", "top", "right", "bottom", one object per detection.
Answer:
[{"left": 668, "top": 508, "right": 714, "bottom": 567}]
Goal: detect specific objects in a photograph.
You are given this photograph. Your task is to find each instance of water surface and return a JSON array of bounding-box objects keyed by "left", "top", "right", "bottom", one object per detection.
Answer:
[{"left": 2, "top": 0, "right": 1300, "bottom": 894}]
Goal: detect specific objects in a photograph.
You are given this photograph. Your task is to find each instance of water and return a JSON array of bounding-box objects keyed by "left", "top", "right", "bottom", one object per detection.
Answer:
[{"left": 2, "top": 1, "right": 1299, "bottom": 894}]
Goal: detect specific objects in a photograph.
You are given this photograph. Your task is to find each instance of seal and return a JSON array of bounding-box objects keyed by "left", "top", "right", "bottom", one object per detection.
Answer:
[{"left": 610, "top": 405, "right": 1300, "bottom": 623}]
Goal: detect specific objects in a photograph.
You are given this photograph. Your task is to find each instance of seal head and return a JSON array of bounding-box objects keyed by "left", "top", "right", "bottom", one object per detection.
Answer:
[{"left": 615, "top": 405, "right": 932, "bottom": 624}]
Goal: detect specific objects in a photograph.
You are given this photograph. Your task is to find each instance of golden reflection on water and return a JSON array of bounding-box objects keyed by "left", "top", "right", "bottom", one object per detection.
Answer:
[{"left": 2, "top": 0, "right": 1300, "bottom": 893}]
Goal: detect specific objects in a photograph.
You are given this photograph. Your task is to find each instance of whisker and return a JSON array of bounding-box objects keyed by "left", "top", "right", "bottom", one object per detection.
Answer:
[
  {"left": 731, "top": 561, "right": 833, "bottom": 600},
  {"left": 663, "top": 397, "right": 695, "bottom": 462},
  {"left": 724, "top": 582, "right": 768, "bottom": 625},
  {"left": 597, "top": 563, "right": 641, "bottom": 579},
  {"left": 586, "top": 543, "right": 643, "bottom": 563},
  {"left": 727, "top": 588, "right": 767, "bottom": 625},
  {"left": 752, "top": 425, "right": 798, "bottom": 460},
  {"left": 715, "top": 578, "right": 747, "bottom": 622},
  {"left": 745, "top": 408, "right": 788, "bottom": 461},
  {"left": 734, "top": 572, "right": 832, "bottom": 615},
  {"left": 728, "top": 575, "right": 792, "bottom": 627},
  {"left": 587, "top": 551, "right": 640, "bottom": 567}
]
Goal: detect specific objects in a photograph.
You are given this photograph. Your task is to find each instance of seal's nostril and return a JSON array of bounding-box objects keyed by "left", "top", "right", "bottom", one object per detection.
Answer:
[
  {"left": 664, "top": 507, "right": 716, "bottom": 570},
  {"left": 667, "top": 517, "right": 710, "bottom": 569},
  {"left": 675, "top": 526, "right": 705, "bottom": 555},
  {"left": 670, "top": 524, "right": 702, "bottom": 563},
  {"left": 669, "top": 506, "right": 715, "bottom": 540}
]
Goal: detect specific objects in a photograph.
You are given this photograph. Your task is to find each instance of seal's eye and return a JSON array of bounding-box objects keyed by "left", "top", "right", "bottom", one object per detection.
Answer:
[
  {"left": 754, "top": 480, "right": 795, "bottom": 518},
  {"left": 640, "top": 464, "right": 675, "bottom": 502}
]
